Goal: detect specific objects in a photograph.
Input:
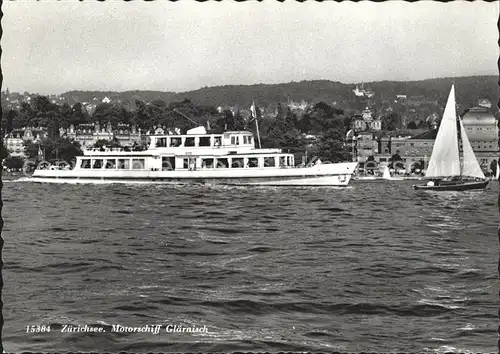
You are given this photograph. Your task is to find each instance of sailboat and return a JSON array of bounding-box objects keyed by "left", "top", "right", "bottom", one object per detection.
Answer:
[{"left": 414, "top": 85, "right": 488, "bottom": 191}]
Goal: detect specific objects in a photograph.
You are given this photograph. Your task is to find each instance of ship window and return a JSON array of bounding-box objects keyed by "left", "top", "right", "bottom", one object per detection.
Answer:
[
  {"left": 279, "top": 156, "right": 286, "bottom": 167},
  {"left": 243, "top": 136, "right": 248, "bottom": 144},
  {"left": 185, "top": 137, "right": 195, "bottom": 147},
  {"left": 264, "top": 156, "right": 276, "bottom": 167},
  {"left": 93, "top": 159, "right": 103, "bottom": 169},
  {"left": 183, "top": 158, "right": 189, "bottom": 169},
  {"left": 248, "top": 157, "right": 259, "bottom": 168},
  {"left": 202, "top": 158, "right": 214, "bottom": 168},
  {"left": 118, "top": 159, "right": 130, "bottom": 169},
  {"left": 248, "top": 136, "right": 253, "bottom": 144},
  {"left": 170, "top": 137, "right": 181, "bottom": 147},
  {"left": 216, "top": 158, "right": 228, "bottom": 168},
  {"left": 156, "top": 138, "right": 167, "bottom": 147},
  {"left": 231, "top": 136, "right": 236, "bottom": 145},
  {"left": 132, "top": 159, "right": 145, "bottom": 169},
  {"left": 231, "top": 158, "right": 244, "bottom": 168},
  {"left": 162, "top": 157, "right": 174, "bottom": 171},
  {"left": 105, "top": 159, "right": 116, "bottom": 169},
  {"left": 81, "top": 159, "right": 91, "bottom": 169},
  {"left": 214, "top": 136, "right": 222, "bottom": 147},
  {"left": 199, "top": 137, "right": 210, "bottom": 147}
]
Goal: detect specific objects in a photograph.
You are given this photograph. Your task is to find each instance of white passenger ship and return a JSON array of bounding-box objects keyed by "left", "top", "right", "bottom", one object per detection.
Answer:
[{"left": 32, "top": 127, "right": 357, "bottom": 186}]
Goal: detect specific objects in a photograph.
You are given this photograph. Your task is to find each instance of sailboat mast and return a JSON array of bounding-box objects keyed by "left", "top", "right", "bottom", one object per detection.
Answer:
[
  {"left": 454, "top": 82, "right": 463, "bottom": 178},
  {"left": 457, "top": 114, "right": 462, "bottom": 178}
]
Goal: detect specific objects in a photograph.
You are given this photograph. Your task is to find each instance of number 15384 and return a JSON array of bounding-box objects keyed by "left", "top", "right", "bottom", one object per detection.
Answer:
[{"left": 26, "top": 325, "right": 51, "bottom": 333}]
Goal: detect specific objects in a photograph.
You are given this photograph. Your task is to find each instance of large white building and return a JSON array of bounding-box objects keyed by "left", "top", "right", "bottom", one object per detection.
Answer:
[
  {"left": 59, "top": 122, "right": 142, "bottom": 149},
  {"left": 461, "top": 104, "right": 498, "bottom": 170},
  {"left": 352, "top": 108, "right": 381, "bottom": 132},
  {"left": 4, "top": 127, "right": 48, "bottom": 158}
]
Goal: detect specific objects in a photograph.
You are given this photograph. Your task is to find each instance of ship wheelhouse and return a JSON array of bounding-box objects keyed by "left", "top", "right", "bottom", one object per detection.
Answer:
[{"left": 149, "top": 130, "right": 255, "bottom": 150}]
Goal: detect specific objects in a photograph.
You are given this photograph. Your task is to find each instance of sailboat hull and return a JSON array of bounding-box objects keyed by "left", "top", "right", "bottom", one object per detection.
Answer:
[{"left": 413, "top": 180, "right": 489, "bottom": 191}]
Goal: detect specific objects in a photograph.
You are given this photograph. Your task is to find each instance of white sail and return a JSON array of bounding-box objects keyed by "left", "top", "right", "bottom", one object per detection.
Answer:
[
  {"left": 425, "top": 85, "right": 461, "bottom": 178},
  {"left": 382, "top": 166, "right": 391, "bottom": 180},
  {"left": 459, "top": 119, "right": 485, "bottom": 179}
]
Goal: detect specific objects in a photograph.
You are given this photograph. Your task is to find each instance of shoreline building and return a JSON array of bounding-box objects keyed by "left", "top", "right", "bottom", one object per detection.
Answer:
[
  {"left": 4, "top": 127, "right": 48, "bottom": 158},
  {"left": 59, "top": 122, "right": 142, "bottom": 149},
  {"left": 390, "top": 129, "right": 437, "bottom": 172},
  {"left": 352, "top": 108, "right": 381, "bottom": 133},
  {"left": 461, "top": 104, "right": 498, "bottom": 170},
  {"left": 365, "top": 100, "right": 499, "bottom": 174}
]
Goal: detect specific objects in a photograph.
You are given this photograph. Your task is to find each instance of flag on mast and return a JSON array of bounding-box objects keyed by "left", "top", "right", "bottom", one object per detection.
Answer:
[
  {"left": 250, "top": 101, "right": 261, "bottom": 148},
  {"left": 250, "top": 101, "right": 257, "bottom": 121}
]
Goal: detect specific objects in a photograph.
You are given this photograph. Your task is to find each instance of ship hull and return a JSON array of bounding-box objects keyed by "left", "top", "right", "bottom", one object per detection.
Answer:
[
  {"left": 30, "top": 162, "right": 357, "bottom": 186},
  {"left": 413, "top": 180, "right": 489, "bottom": 191}
]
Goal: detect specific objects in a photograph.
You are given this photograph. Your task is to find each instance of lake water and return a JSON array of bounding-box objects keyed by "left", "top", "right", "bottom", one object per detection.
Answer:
[{"left": 1, "top": 179, "right": 498, "bottom": 352}]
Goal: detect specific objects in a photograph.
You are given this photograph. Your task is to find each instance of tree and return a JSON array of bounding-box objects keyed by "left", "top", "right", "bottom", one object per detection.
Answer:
[
  {"left": 24, "top": 140, "right": 42, "bottom": 159},
  {"left": 30, "top": 96, "right": 62, "bottom": 136},
  {"left": 232, "top": 110, "right": 246, "bottom": 130},
  {"left": 285, "top": 106, "right": 298, "bottom": 130},
  {"left": 490, "top": 160, "right": 497, "bottom": 176},
  {"left": 296, "top": 113, "right": 311, "bottom": 134},
  {"left": 389, "top": 150, "right": 403, "bottom": 168},
  {"left": 93, "top": 103, "right": 130, "bottom": 128},
  {"left": 213, "top": 109, "right": 233, "bottom": 132},
  {"left": 51, "top": 138, "right": 83, "bottom": 162},
  {"left": 72, "top": 102, "right": 90, "bottom": 125},
  {"left": 390, "top": 151, "right": 402, "bottom": 162},
  {"left": 301, "top": 102, "right": 347, "bottom": 135},
  {"left": 32, "top": 95, "right": 51, "bottom": 113},
  {"left": 265, "top": 103, "right": 303, "bottom": 150},
  {"left": 59, "top": 103, "right": 73, "bottom": 129},
  {"left": 3, "top": 156, "right": 24, "bottom": 170},
  {"left": 313, "top": 128, "right": 350, "bottom": 162},
  {"left": 132, "top": 100, "right": 152, "bottom": 129},
  {"left": 381, "top": 112, "right": 400, "bottom": 131},
  {"left": 15, "top": 102, "right": 33, "bottom": 128},
  {"left": 407, "top": 121, "right": 418, "bottom": 129},
  {"left": 1, "top": 109, "right": 17, "bottom": 135},
  {"left": 25, "top": 138, "right": 82, "bottom": 162},
  {"left": 1, "top": 141, "right": 9, "bottom": 160}
]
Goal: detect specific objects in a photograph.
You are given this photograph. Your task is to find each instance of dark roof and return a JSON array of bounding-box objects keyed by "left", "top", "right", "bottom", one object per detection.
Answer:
[{"left": 410, "top": 129, "right": 438, "bottom": 140}]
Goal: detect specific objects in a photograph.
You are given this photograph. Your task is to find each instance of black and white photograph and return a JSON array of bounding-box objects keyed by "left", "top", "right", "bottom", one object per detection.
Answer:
[{"left": 1, "top": 0, "right": 498, "bottom": 351}]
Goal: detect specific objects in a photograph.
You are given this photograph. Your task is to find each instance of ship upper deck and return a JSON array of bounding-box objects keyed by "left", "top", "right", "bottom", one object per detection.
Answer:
[{"left": 82, "top": 127, "right": 282, "bottom": 157}]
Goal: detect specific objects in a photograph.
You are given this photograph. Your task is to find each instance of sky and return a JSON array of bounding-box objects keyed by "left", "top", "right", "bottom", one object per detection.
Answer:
[{"left": 2, "top": 1, "right": 499, "bottom": 95}]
